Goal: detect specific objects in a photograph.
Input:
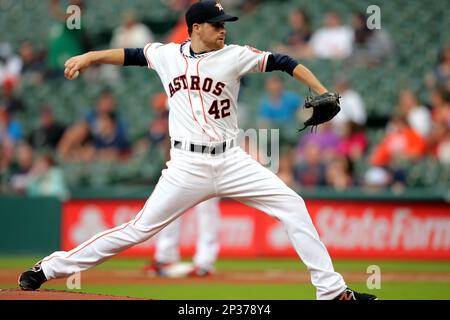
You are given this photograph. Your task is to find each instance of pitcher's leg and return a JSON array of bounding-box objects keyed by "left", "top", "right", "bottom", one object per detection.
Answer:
[
  {"left": 239, "top": 194, "right": 346, "bottom": 299},
  {"left": 193, "top": 197, "right": 221, "bottom": 270},
  {"left": 41, "top": 167, "right": 211, "bottom": 280},
  {"left": 41, "top": 218, "right": 154, "bottom": 280},
  {"left": 220, "top": 148, "right": 346, "bottom": 299},
  {"left": 154, "top": 217, "right": 182, "bottom": 264}
]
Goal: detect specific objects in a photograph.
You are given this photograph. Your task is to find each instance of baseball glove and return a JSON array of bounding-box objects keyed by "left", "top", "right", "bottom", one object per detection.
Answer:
[{"left": 298, "top": 91, "right": 341, "bottom": 132}]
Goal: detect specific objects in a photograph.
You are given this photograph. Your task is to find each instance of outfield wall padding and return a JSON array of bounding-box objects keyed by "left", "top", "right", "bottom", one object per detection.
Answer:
[{"left": 0, "top": 196, "right": 61, "bottom": 255}]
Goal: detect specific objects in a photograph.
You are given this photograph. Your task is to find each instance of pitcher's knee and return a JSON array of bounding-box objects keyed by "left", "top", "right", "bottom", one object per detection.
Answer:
[
  {"left": 124, "top": 223, "right": 151, "bottom": 244},
  {"left": 269, "top": 193, "right": 311, "bottom": 221},
  {"left": 278, "top": 193, "right": 307, "bottom": 211},
  {"left": 128, "top": 220, "right": 166, "bottom": 244}
]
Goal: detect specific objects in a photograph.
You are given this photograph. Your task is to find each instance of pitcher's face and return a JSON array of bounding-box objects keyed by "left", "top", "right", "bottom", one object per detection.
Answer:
[{"left": 197, "top": 21, "right": 227, "bottom": 50}]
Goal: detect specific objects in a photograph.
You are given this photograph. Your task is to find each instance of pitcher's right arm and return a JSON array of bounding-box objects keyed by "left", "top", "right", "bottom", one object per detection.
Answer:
[{"left": 64, "top": 49, "right": 125, "bottom": 80}]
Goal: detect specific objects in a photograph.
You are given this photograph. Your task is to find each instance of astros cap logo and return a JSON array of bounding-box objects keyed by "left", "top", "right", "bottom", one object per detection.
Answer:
[{"left": 215, "top": 2, "right": 224, "bottom": 12}]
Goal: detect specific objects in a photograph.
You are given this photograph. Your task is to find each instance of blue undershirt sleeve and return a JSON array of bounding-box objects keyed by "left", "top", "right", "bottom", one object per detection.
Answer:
[
  {"left": 123, "top": 48, "right": 147, "bottom": 66},
  {"left": 265, "top": 53, "right": 299, "bottom": 76}
]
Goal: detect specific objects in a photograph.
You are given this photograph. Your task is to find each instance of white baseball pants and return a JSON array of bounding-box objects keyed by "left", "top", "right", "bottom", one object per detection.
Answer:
[
  {"left": 41, "top": 146, "right": 346, "bottom": 299},
  {"left": 154, "top": 197, "right": 221, "bottom": 270}
]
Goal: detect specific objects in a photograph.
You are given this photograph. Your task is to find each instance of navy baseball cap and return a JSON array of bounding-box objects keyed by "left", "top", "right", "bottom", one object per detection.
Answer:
[{"left": 185, "top": 1, "right": 238, "bottom": 28}]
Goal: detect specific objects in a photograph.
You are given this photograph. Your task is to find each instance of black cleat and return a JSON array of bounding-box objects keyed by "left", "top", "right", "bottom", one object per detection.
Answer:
[
  {"left": 333, "top": 288, "right": 378, "bottom": 300},
  {"left": 18, "top": 262, "right": 47, "bottom": 291}
]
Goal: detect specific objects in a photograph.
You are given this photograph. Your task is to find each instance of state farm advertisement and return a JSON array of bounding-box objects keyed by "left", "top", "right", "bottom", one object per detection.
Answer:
[{"left": 62, "top": 200, "right": 450, "bottom": 259}]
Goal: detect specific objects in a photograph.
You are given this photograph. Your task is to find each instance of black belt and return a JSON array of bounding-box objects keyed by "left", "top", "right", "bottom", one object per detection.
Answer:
[{"left": 173, "top": 140, "right": 233, "bottom": 155}]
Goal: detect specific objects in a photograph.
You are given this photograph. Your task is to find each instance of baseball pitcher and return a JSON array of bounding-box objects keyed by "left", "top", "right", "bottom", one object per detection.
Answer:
[{"left": 19, "top": 1, "right": 376, "bottom": 300}]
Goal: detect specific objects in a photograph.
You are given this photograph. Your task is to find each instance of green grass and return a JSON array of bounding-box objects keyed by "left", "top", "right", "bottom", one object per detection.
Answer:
[
  {"left": 2, "top": 282, "right": 450, "bottom": 300},
  {"left": 216, "top": 259, "right": 450, "bottom": 273},
  {"left": 342, "top": 282, "right": 450, "bottom": 300},
  {"left": 3, "top": 256, "right": 449, "bottom": 273},
  {"left": 2, "top": 256, "right": 450, "bottom": 299}
]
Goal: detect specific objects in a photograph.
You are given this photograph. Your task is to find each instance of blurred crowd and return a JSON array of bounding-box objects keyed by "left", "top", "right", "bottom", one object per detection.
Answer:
[
  {"left": 0, "top": 0, "right": 449, "bottom": 199},
  {"left": 255, "top": 73, "right": 450, "bottom": 192},
  {"left": 273, "top": 8, "right": 393, "bottom": 65}
]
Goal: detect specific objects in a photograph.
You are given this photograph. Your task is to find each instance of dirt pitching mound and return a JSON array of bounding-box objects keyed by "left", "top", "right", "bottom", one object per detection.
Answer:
[{"left": 0, "top": 289, "right": 149, "bottom": 300}]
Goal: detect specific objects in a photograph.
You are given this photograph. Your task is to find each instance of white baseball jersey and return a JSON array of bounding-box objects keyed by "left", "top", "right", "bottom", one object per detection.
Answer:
[{"left": 143, "top": 40, "right": 271, "bottom": 143}]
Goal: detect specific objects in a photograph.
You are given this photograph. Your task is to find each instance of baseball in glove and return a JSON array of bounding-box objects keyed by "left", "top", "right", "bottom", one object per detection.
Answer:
[{"left": 298, "top": 91, "right": 341, "bottom": 132}]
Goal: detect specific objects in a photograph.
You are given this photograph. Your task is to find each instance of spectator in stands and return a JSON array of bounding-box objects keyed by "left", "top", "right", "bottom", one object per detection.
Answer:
[
  {"left": 165, "top": 0, "right": 196, "bottom": 44},
  {"left": 9, "top": 142, "right": 33, "bottom": 194},
  {"left": 99, "top": 10, "right": 155, "bottom": 83},
  {"left": 28, "top": 105, "right": 66, "bottom": 150},
  {"left": 429, "top": 87, "right": 450, "bottom": 127},
  {"left": 277, "top": 147, "right": 296, "bottom": 189},
  {"left": 370, "top": 115, "right": 426, "bottom": 167},
  {"left": 325, "top": 155, "right": 355, "bottom": 190},
  {"left": 331, "top": 76, "right": 366, "bottom": 136},
  {"left": 0, "top": 107, "right": 17, "bottom": 174},
  {"left": 111, "top": 11, "right": 154, "bottom": 48},
  {"left": 426, "top": 44, "right": 450, "bottom": 91},
  {"left": 352, "top": 13, "right": 372, "bottom": 49},
  {"left": 309, "top": 11, "right": 354, "bottom": 60},
  {"left": 0, "top": 144, "right": 10, "bottom": 193},
  {"left": 0, "top": 42, "right": 22, "bottom": 84},
  {"left": 86, "top": 90, "right": 126, "bottom": 134},
  {"left": 47, "top": 0, "right": 90, "bottom": 76},
  {"left": 166, "top": 17, "right": 189, "bottom": 44},
  {"left": 337, "top": 121, "right": 368, "bottom": 161},
  {"left": 397, "top": 88, "right": 432, "bottom": 138},
  {"left": 273, "top": 8, "right": 313, "bottom": 59},
  {"left": 147, "top": 95, "right": 169, "bottom": 149},
  {"left": 19, "top": 41, "right": 46, "bottom": 86},
  {"left": 134, "top": 93, "right": 170, "bottom": 156},
  {"left": 62, "top": 111, "right": 129, "bottom": 162},
  {"left": 286, "top": 8, "right": 312, "bottom": 48},
  {"left": 296, "top": 122, "right": 340, "bottom": 164},
  {"left": 0, "top": 77, "right": 26, "bottom": 114},
  {"left": 428, "top": 122, "right": 450, "bottom": 165},
  {"left": 348, "top": 12, "right": 393, "bottom": 66},
  {"left": 427, "top": 88, "right": 450, "bottom": 165},
  {"left": 364, "top": 165, "right": 408, "bottom": 193},
  {"left": 435, "top": 129, "right": 450, "bottom": 166},
  {"left": 258, "top": 75, "right": 302, "bottom": 126},
  {"left": 105, "top": 10, "right": 152, "bottom": 82},
  {"left": 294, "top": 122, "right": 342, "bottom": 189},
  {"left": 90, "top": 111, "right": 130, "bottom": 161},
  {"left": 368, "top": 114, "right": 430, "bottom": 192},
  {"left": 0, "top": 106, "right": 22, "bottom": 146},
  {"left": 363, "top": 166, "right": 392, "bottom": 192},
  {"left": 294, "top": 142, "right": 326, "bottom": 188},
  {"left": 26, "top": 153, "right": 69, "bottom": 200},
  {"left": 58, "top": 90, "right": 128, "bottom": 161}
]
